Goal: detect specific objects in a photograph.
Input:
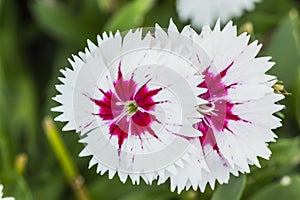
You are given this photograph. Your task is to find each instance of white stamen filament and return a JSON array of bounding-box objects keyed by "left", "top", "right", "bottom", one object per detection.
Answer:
[
  {"left": 197, "top": 102, "right": 216, "bottom": 116},
  {"left": 113, "top": 100, "right": 140, "bottom": 124},
  {"left": 112, "top": 108, "right": 129, "bottom": 125},
  {"left": 116, "top": 101, "right": 127, "bottom": 106}
]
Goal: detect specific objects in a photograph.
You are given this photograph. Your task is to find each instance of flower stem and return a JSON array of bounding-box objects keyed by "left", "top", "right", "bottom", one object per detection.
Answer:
[{"left": 43, "top": 116, "right": 90, "bottom": 200}]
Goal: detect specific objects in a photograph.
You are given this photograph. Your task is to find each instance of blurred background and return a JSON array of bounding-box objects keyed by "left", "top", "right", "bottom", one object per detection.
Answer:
[{"left": 0, "top": 0, "right": 300, "bottom": 199}]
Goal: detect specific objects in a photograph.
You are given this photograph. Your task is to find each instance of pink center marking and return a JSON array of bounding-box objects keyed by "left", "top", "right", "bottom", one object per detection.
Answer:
[
  {"left": 91, "top": 63, "right": 162, "bottom": 154},
  {"left": 195, "top": 61, "right": 244, "bottom": 152}
]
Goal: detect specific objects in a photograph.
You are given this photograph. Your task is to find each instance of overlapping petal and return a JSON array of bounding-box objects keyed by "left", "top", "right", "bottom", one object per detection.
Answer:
[{"left": 176, "top": 0, "right": 261, "bottom": 27}]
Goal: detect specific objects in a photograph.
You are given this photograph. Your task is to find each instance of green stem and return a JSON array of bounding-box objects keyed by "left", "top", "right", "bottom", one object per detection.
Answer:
[{"left": 43, "top": 116, "right": 90, "bottom": 200}]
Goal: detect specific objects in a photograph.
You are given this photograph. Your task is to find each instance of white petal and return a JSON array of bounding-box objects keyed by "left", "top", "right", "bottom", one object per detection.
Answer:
[{"left": 176, "top": 0, "right": 261, "bottom": 27}]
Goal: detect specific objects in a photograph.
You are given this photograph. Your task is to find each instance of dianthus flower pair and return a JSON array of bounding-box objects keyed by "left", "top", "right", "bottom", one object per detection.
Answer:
[{"left": 52, "top": 19, "right": 284, "bottom": 193}]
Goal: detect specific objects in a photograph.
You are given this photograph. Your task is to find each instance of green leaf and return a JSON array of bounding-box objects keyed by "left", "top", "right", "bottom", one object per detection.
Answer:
[
  {"left": 31, "top": 171, "right": 66, "bottom": 200},
  {"left": 88, "top": 177, "right": 176, "bottom": 200},
  {"left": 211, "top": 174, "right": 246, "bottom": 200},
  {"left": 144, "top": 0, "right": 178, "bottom": 30},
  {"left": 293, "top": 68, "right": 300, "bottom": 129},
  {"left": 236, "top": 0, "right": 295, "bottom": 39},
  {"left": 31, "top": 1, "right": 95, "bottom": 44},
  {"left": 119, "top": 188, "right": 174, "bottom": 200},
  {"left": 96, "top": 0, "right": 117, "bottom": 12},
  {"left": 265, "top": 9, "right": 300, "bottom": 136},
  {"left": 1, "top": 7, "right": 38, "bottom": 152},
  {"left": 269, "top": 137, "right": 300, "bottom": 167},
  {"left": 13, "top": 174, "right": 34, "bottom": 200},
  {"left": 249, "top": 175, "right": 300, "bottom": 200},
  {"left": 0, "top": 0, "right": 3, "bottom": 14},
  {"left": 266, "top": 9, "right": 300, "bottom": 89},
  {"left": 243, "top": 137, "right": 300, "bottom": 198},
  {"left": 103, "top": 0, "right": 156, "bottom": 32}
]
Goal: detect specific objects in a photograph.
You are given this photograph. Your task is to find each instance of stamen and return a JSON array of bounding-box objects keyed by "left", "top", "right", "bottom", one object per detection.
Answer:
[
  {"left": 112, "top": 109, "right": 128, "bottom": 125},
  {"left": 112, "top": 100, "right": 140, "bottom": 125},
  {"left": 116, "top": 102, "right": 127, "bottom": 106},
  {"left": 125, "top": 101, "right": 138, "bottom": 115},
  {"left": 197, "top": 102, "right": 216, "bottom": 115},
  {"left": 203, "top": 116, "right": 212, "bottom": 128}
]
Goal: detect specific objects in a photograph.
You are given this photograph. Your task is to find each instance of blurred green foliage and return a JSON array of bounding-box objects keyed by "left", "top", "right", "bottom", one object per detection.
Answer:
[
  {"left": 212, "top": 175, "right": 246, "bottom": 200},
  {"left": 0, "top": 0, "right": 300, "bottom": 199}
]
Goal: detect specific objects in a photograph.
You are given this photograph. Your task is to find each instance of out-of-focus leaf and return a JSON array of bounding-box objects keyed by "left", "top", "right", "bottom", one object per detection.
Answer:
[
  {"left": 243, "top": 137, "right": 300, "bottom": 198},
  {"left": 31, "top": 171, "right": 66, "bottom": 200},
  {"left": 97, "top": 0, "right": 119, "bottom": 12},
  {"left": 266, "top": 137, "right": 300, "bottom": 175},
  {"left": 0, "top": 57, "right": 5, "bottom": 119},
  {"left": 89, "top": 177, "right": 139, "bottom": 200},
  {"left": 270, "top": 137, "right": 300, "bottom": 165},
  {"left": 211, "top": 174, "right": 246, "bottom": 200},
  {"left": 12, "top": 174, "right": 33, "bottom": 200},
  {"left": 0, "top": 1, "right": 38, "bottom": 156},
  {"left": 119, "top": 193, "right": 151, "bottom": 200},
  {"left": 249, "top": 175, "right": 300, "bottom": 200},
  {"left": 97, "top": 0, "right": 110, "bottom": 11},
  {"left": 266, "top": 9, "right": 300, "bottom": 89},
  {"left": 103, "top": 0, "right": 156, "bottom": 32},
  {"left": 0, "top": 0, "right": 3, "bottom": 14},
  {"left": 0, "top": 0, "right": 38, "bottom": 154},
  {"left": 294, "top": 68, "right": 300, "bottom": 129},
  {"left": 31, "top": 1, "right": 95, "bottom": 44},
  {"left": 236, "top": 0, "right": 294, "bottom": 39},
  {"left": 0, "top": 57, "right": 13, "bottom": 174},
  {"left": 265, "top": 9, "right": 300, "bottom": 136},
  {"left": 269, "top": 137, "right": 299, "bottom": 170},
  {"left": 144, "top": 0, "right": 180, "bottom": 30},
  {"left": 119, "top": 187, "right": 174, "bottom": 200},
  {"left": 88, "top": 177, "right": 176, "bottom": 200},
  {"left": 12, "top": 75, "right": 37, "bottom": 137}
]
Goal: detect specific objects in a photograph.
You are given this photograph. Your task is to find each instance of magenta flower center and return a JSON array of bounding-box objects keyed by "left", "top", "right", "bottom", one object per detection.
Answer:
[
  {"left": 195, "top": 61, "right": 244, "bottom": 152},
  {"left": 91, "top": 64, "right": 162, "bottom": 153}
]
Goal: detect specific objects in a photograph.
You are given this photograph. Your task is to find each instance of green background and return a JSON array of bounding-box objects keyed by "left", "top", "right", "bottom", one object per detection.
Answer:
[{"left": 0, "top": 0, "right": 300, "bottom": 199}]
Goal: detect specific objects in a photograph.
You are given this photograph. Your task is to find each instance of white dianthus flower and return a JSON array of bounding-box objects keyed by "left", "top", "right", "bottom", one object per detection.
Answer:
[{"left": 176, "top": 0, "right": 261, "bottom": 27}]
